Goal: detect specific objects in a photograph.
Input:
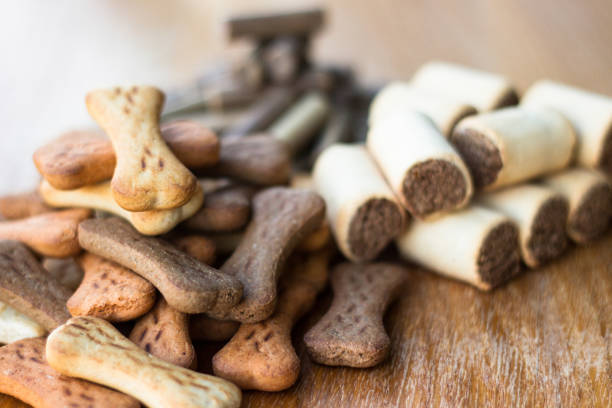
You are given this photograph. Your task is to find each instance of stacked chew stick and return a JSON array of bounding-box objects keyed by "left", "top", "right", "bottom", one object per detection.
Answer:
[{"left": 0, "top": 8, "right": 611, "bottom": 408}]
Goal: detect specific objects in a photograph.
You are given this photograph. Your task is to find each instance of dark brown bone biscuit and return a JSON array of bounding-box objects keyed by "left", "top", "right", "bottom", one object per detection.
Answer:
[
  {"left": 42, "top": 257, "right": 84, "bottom": 291},
  {"left": 0, "top": 240, "right": 72, "bottom": 331},
  {"left": 159, "top": 120, "right": 220, "bottom": 168},
  {"left": 184, "top": 185, "right": 253, "bottom": 233},
  {"left": 0, "top": 337, "right": 140, "bottom": 408},
  {"left": 171, "top": 235, "right": 216, "bottom": 265},
  {"left": 304, "top": 262, "right": 406, "bottom": 368},
  {"left": 189, "top": 315, "right": 240, "bottom": 342},
  {"left": 78, "top": 217, "right": 242, "bottom": 314},
  {"left": 130, "top": 298, "right": 196, "bottom": 368},
  {"left": 206, "top": 187, "right": 325, "bottom": 323},
  {"left": 0, "top": 190, "right": 53, "bottom": 220},
  {"left": 451, "top": 127, "right": 503, "bottom": 188}
]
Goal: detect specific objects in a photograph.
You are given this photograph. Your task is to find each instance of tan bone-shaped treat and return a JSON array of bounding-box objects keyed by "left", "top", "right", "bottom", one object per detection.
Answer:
[
  {"left": 0, "top": 337, "right": 140, "bottom": 408},
  {"left": 0, "top": 240, "right": 72, "bottom": 331},
  {"left": 213, "top": 250, "right": 332, "bottom": 391},
  {"left": 190, "top": 315, "right": 240, "bottom": 342},
  {"left": 304, "top": 262, "right": 407, "bottom": 368},
  {"left": 46, "top": 316, "right": 242, "bottom": 408},
  {"left": 67, "top": 253, "right": 156, "bottom": 322},
  {"left": 0, "top": 300, "right": 46, "bottom": 344},
  {"left": 206, "top": 187, "right": 325, "bottom": 323},
  {"left": 0, "top": 190, "right": 53, "bottom": 220},
  {"left": 129, "top": 298, "right": 196, "bottom": 368},
  {"left": 171, "top": 234, "right": 216, "bottom": 265},
  {"left": 0, "top": 209, "right": 91, "bottom": 258},
  {"left": 40, "top": 180, "right": 204, "bottom": 235},
  {"left": 86, "top": 86, "right": 197, "bottom": 211},
  {"left": 78, "top": 217, "right": 242, "bottom": 314}
]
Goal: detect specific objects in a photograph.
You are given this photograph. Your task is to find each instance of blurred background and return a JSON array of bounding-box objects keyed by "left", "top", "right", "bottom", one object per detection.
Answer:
[{"left": 1, "top": 0, "right": 611, "bottom": 195}]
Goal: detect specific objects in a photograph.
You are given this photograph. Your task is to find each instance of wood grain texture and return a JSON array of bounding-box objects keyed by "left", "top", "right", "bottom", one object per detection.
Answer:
[{"left": 1, "top": 232, "right": 611, "bottom": 407}]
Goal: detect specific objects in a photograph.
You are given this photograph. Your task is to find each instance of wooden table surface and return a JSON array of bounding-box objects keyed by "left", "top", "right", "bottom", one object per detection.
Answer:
[{"left": 2, "top": 231, "right": 611, "bottom": 407}]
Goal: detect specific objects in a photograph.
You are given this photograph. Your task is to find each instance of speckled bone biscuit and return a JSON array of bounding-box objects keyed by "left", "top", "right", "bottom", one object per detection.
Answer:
[
  {"left": 0, "top": 209, "right": 91, "bottom": 258},
  {"left": 67, "top": 253, "right": 156, "bottom": 322},
  {"left": 213, "top": 250, "right": 331, "bottom": 391},
  {"left": 129, "top": 298, "right": 196, "bottom": 368},
  {"left": 0, "top": 337, "right": 140, "bottom": 408},
  {"left": 0, "top": 240, "right": 72, "bottom": 331},
  {"left": 304, "top": 262, "right": 406, "bottom": 368},
  {"left": 85, "top": 86, "right": 197, "bottom": 211},
  {"left": 40, "top": 180, "right": 204, "bottom": 236},
  {"left": 46, "top": 316, "right": 242, "bottom": 408},
  {"left": 196, "top": 135, "right": 291, "bottom": 185},
  {"left": 185, "top": 184, "right": 253, "bottom": 233},
  {"left": 0, "top": 190, "right": 53, "bottom": 220},
  {"left": 206, "top": 187, "right": 325, "bottom": 323},
  {"left": 78, "top": 217, "right": 242, "bottom": 314},
  {"left": 189, "top": 315, "right": 239, "bottom": 342},
  {"left": 0, "top": 300, "right": 46, "bottom": 344}
]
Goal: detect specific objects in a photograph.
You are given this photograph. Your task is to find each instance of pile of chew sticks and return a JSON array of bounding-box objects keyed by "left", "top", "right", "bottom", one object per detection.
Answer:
[{"left": 0, "top": 8, "right": 611, "bottom": 408}]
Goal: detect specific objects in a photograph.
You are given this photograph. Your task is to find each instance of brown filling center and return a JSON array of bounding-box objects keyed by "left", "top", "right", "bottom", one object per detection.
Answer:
[
  {"left": 477, "top": 222, "right": 521, "bottom": 288},
  {"left": 597, "top": 124, "right": 612, "bottom": 176},
  {"left": 347, "top": 198, "right": 404, "bottom": 261},
  {"left": 402, "top": 159, "right": 467, "bottom": 218},
  {"left": 451, "top": 128, "right": 502, "bottom": 188},
  {"left": 493, "top": 89, "right": 519, "bottom": 109},
  {"left": 526, "top": 197, "right": 569, "bottom": 266},
  {"left": 570, "top": 183, "right": 612, "bottom": 242}
]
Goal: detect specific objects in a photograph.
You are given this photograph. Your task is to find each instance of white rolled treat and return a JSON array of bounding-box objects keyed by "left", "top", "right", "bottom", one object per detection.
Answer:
[
  {"left": 369, "top": 82, "right": 477, "bottom": 137},
  {"left": 367, "top": 111, "right": 473, "bottom": 219},
  {"left": 268, "top": 91, "right": 330, "bottom": 155},
  {"left": 540, "top": 168, "right": 612, "bottom": 244},
  {"left": 313, "top": 144, "right": 406, "bottom": 262},
  {"left": 478, "top": 185, "right": 569, "bottom": 268},
  {"left": 521, "top": 80, "right": 612, "bottom": 174},
  {"left": 0, "top": 300, "right": 46, "bottom": 344},
  {"left": 396, "top": 205, "right": 521, "bottom": 290},
  {"left": 451, "top": 107, "right": 576, "bottom": 190},
  {"left": 410, "top": 61, "right": 518, "bottom": 112}
]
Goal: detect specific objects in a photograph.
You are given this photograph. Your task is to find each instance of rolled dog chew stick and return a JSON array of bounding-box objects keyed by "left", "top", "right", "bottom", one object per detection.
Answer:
[
  {"left": 313, "top": 144, "right": 405, "bottom": 262},
  {"left": 39, "top": 180, "right": 204, "bottom": 236},
  {"left": 369, "top": 82, "right": 477, "bottom": 137},
  {"left": 190, "top": 315, "right": 240, "bottom": 342},
  {"left": 521, "top": 80, "right": 612, "bottom": 174},
  {"left": 0, "top": 301, "right": 46, "bottom": 344},
  {"left": 478, "top": 185, "right": 569, "bottom": 268},
  {"left": 0, "top": 190, "right": 53, "bottom": 220},
  {"left": 367, "top": 111, "right": 473, "bottom": 218},
  {"left": 540, "top": 168, "right": 612, "bottom": 244},
  {"left": 396, "top": 206, "right": 521, "bottom": 290},
  {"left": 451, "top": 107, "right": 576, "bottom": 190},
  {"left": 410, "top": 61, "right": 519, "bottom": 112},
  {"left": 0, "top": 240, "right": 72, "bottom": 331},
  {"left": 0, "top": 209, "right": 91, "bottom": 258},
  {"left": 268, "top": 91, "right": 330, "bottom": 155}
]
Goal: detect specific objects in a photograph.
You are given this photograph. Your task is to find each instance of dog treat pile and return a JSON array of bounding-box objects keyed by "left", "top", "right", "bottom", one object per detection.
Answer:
[{"left": 1, "top": 8, "right": 612, "bottom": 407}]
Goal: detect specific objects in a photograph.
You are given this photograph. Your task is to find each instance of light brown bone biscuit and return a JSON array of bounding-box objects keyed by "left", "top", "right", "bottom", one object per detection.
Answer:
[
  {"left": 197, "top": 135, "right": 291, "bottom": 185},
  {"left": 171, "top": 235, "right": 216, "bottom": 265},
  {"left": 184, "top": 184, "right": 253, "bottom": 233},
  {"left": 0, "top": 209, "right": 91, "bottom": 258},
  {"left": 78, "top": 217, "right": 242, "bottom": 314},
  {"left": 206, "top": 187, "right": 325, "bottom": 323},
  {"left": 40, "top": 180, "right": 204, "bottom": 236},
  {"left": 0, "top": 337, "right": 140, "bottom": 408},
  {"left": 46, "top": 316, "right": 242, "bottom": 408},
  {"left": 190, "top": 315, "right": 240, "bottom": 342},
  {"left": 85, "top": 86, "right": 197, "bottom": 211},
  {"left": 67, "top": 253, "right": 156, "bottom": 322},
  {"left": 42, "top": 257, "right": 84, "bottom": 291},
  {"left": 0, "top": 190, "right": 53, "bottom": 220},
  {"left": 304, "top": 262, "right": 407, "bottom": 367},
  {"left": 213, "top": 250, "right": 331, "bottom": 391},
  {"left": 0, "top": 240, "right": 72, "bottom": 331},
  {"left": 129, "top": 298, "right": 196, "bottom": 368}
]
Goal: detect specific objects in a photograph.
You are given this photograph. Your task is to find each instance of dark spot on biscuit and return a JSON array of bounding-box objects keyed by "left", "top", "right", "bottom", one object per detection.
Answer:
[
  {"left": 158, "top": 159, "right": 164, "bottom": 169},
  {"left": 254, "top": 341, "right": 261, "bottom": 352},
  {"left": 123, "top": 107, "right": 130, "bottom": 115},
  {"left": 347, "top": 304, "right": 355, "bottom": 313},
  {"left": 131, "top": 86, "right": 138, "bottom": 94},
  {"left": 245, "top": 330, "right": 255, "bottom": 340},
  {"left": 93, "top": 282, "right": 99, "bottom": 289},
  {"left": 114, "top": 88, "right": 121, "bottom": 95},
  {"left": 16, "top": 350, "right": 24, "bottom": 359},
  {"left": 63, "top": 387, "right": 72, "bottom": 396},
  {"left": 152, "top": 314, "right": 158, "bottom": 324},
  {"left": 263, "top": 331, "right": 273, "bottom": 342},
  {"left": 145, "top": 147, "right": 152, "bottom": 156},
  {"left": 145, "top": 343, "right": 151, "bottom": 353},
  {"left": 126, "top": 94, "right": 133, "bottom": 104},
  {"left": 141, "top": 157, "right": 146, "bottom": 170},
  {"left": 139, "top": 328, "right": 148, "bottom": 342},
  {"left": 80, "top": 393, "right": 94, "bottom": 401},
  {"left": 29, "top": 357, "right": 44, "bottom": 364},
  {"left": 155, "top": 330, "right": 163, "bottom": 341},
  {"left": 110, "top": 279, "right": 117, "bottom": 285},
  {"left": 101, "top": 273, "right": 108, "bottom": 279}
]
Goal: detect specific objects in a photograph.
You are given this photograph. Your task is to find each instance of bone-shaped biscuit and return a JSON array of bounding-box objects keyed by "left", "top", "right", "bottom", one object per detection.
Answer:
[
  {"left": 206, "top": 187, "right": 325, "bottom": 323},
  {"left": 78, "top": 217, "right": 242, "bottom": 314},
  {"left": 213, "top": 250, "right": 332, "bottom": 391},
  {"left": 42, "top": 257, "right": 84, "bottom": 291},
  {"left": 172, "top": 235, "right": 216, "bottom": 265},
  {"left": 130, "top": 298, "right": 196, "bottom": 369},
  {"left": 304, "top": 262, "right": 407, "bottom": 367},
  {"left": 190, "top": 315, "right": 239, "bottom": 342},
  {"left": 0, "top": 190, "right": 53, "bottom": 220},
  {"left": 67, "top": 253, "right": 156, "bottom": 322},
  {"left": 0, "top": 209, "right": 91, "bottom": 258},
  {"left": 0, "top": 337, "right": 140, "bottom": 408},
  {"left": 46, "top": 316, "right": 242, "bottom": 408},
  {"left": 86, "top": 86, "right": 197, "bottom": 211},
  {"left": 0, "top": 301, "right": 46, "bottom": 344},
  {"left": 184, "top": 184, "right": 253, "bottom": 233},
  {"left": 40, "top": 180, "right": 204, "bottom": 235},
  {"left": 197, "top": 135, "right": 291, "bottom": 185},
  {"left": 0, "top": 240, "right": 72, "bottom": 331}
]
